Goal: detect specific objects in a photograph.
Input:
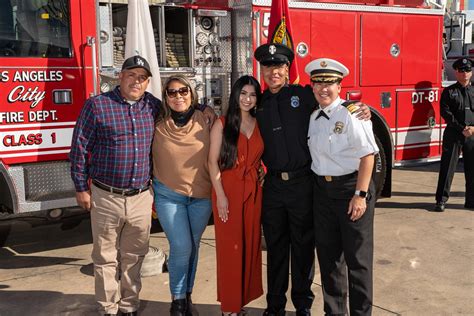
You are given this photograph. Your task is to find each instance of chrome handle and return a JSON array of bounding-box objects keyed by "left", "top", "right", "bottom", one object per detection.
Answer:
[{"left": 87, "top": 36, "right": 98, "bottom": 96}]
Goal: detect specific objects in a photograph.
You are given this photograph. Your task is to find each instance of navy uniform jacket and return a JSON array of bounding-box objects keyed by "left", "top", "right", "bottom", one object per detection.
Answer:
[
  {"left": 256, "top": 84, "right": 316, "bottom": 172},
  {"left": 441, "top": 82, "right": 474, "bottom": 134}
]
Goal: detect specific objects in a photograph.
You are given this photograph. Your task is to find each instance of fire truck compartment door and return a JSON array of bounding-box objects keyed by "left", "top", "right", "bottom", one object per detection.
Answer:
[
  {"left": 394, "top": 89, "right": 441, "bottom": 162},
  {"left": 401, "top": 15, "right": 441, "bottom": 85},
  {"left": 310, "top": 11, "right": 357, "bottom": 88},
  {"left": 361, "top": 14, "right": 402, "bottom": 86}
]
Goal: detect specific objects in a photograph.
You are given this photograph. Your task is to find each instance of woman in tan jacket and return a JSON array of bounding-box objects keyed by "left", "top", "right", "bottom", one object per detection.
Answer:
[{"left": 152, "top": 75, "right": 211, "bottom": 316}]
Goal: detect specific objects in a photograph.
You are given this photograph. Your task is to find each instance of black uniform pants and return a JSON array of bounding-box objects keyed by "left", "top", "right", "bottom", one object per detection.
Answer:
[
  {"left": 435, "top": 127, "right": 474, "bottom": 205},
  {"left": 262, "top": 173, "right": 315, "bottom": 312},
  {"left": 313, "top": 173, "right": 375, "bottom": 316}
]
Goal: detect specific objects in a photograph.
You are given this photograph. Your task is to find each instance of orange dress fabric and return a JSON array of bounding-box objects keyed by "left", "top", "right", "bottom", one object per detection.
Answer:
[{"left": 212, "top": 116, "right": 264, "bottom": 312}]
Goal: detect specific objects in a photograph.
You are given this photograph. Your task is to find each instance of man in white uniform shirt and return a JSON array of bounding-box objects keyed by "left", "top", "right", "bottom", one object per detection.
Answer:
[{"left": 305, "top": 58, "right": 378, "bottom": 316}]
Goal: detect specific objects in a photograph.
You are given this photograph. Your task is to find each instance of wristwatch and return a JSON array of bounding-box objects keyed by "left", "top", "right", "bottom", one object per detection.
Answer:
[{"left": 354, "top": 190, "right": 368, "bottom": 198}]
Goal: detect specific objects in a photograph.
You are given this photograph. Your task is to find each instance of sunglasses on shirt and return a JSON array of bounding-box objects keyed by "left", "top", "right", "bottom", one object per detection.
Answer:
[{"left": 166, "top": 87, "right": 190, "bottom": 98}]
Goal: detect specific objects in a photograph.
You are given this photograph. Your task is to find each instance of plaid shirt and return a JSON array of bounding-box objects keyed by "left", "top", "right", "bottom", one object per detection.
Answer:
[{"left": 70, "top": 87, "right": 161, "bottom": 192}]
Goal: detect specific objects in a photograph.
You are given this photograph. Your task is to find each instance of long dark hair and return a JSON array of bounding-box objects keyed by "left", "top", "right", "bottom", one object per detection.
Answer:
[{"left": 219, "top": 75, "right": 261, "bottom": 170}]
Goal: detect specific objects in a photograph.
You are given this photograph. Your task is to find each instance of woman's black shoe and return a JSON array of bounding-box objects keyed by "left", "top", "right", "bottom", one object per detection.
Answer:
[
  {"left": 186, "top": 293, "right": 199, "bottom": 316},
  {"left": 170, "top": 298, "right": 187, "bottom": 316}
]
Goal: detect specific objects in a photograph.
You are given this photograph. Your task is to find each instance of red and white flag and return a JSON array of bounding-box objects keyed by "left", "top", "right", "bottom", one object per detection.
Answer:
[{"left": 267, "top": 0, "right": 299, "bottom": 84}]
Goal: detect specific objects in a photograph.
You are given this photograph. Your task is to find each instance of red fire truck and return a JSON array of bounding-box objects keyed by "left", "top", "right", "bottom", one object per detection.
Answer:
[{"left": 0, "top": 0, "right": 471, "bottom": 218}]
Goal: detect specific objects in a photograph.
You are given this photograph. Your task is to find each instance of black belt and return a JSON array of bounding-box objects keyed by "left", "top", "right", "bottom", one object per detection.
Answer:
[
  {"left": 315, "top": 171, "right": 357, "bottom": 182},
  {"left": 92, "top": 179, "right": 150, "bottom": 196},
  {"left": 267, "top": 167, "right": 312, "bottom": 181}
]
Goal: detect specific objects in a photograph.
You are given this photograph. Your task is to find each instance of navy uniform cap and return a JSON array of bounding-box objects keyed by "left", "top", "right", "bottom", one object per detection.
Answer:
[
  {"left": 254, "top": 43, "right": 294, "bottom": 66},
  {"left": 305, "top": 58, "right": 349, "bottom": 83},
  {"left": 122, "top": 55, "right": 153, "bottom": 77},
  {"left": 452, "top": 57, "right": 473, "bottom": 71}
]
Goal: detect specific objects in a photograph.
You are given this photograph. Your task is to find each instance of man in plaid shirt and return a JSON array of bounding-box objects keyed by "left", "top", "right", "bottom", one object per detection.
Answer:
[{"left": 70, "top": 55, "right": 158, "bottom": 316}]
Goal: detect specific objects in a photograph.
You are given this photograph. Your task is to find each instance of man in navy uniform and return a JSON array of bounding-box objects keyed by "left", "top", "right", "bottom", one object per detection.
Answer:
[
  {"left": 434, "top": 57, "right": 474, "bottom": 211},
  {"left": 254, "top": 44, "right": 370, "bottom": 316}
]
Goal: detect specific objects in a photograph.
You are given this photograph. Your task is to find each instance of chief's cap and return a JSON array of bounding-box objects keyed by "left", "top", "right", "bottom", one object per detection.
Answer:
[
  {"left": 254, "top": 43, "right": 294, "bottom": 66},
  {"left": 452, "top": 57, "right": 473, "bottom": 72},
  {"left": 122, "top": 55, "right": 153, "bottom": 77},
  {"left": 304, "top": 58, "right": 349, "bottom": 83}
]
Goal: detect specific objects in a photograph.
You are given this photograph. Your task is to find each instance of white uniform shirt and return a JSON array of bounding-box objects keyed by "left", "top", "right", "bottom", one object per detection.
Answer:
[{"left": 308, "top": 97, "right": 379, "bottom": 176}]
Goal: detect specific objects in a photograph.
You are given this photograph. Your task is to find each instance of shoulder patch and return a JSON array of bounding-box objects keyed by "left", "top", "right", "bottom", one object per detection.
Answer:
[{"left": 341, "top": 101, "right": 359, "bottom": 115}]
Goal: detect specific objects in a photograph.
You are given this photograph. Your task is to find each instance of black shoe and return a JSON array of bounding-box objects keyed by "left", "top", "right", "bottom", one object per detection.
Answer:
[
  {"left": 433, "top": 201, "right": 446, "bottom": 212},
  {"left": 121, "top": 312, "right": 137, "bottom": 316},
  {"left": 296, "top": 309, "right": 311, "bottom": 316},
  {"left": 170, "top": 298, "right": 187, "bottom": 316},
  {"left": 186, "top": 293, "right": 198, "bottom": 316},
  {"left": 262, "top": 309, "right": 285, "bottom": 316}
]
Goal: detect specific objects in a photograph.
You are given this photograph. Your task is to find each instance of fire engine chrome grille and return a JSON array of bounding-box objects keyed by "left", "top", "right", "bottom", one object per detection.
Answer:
[{"left": 22, "top": 161, "right": 75, "bottom": 202}]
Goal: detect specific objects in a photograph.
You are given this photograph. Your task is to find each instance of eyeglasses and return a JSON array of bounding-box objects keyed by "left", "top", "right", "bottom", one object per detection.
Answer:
[{"left": 166, "top": 87, "right": 190, "bottom": 98}]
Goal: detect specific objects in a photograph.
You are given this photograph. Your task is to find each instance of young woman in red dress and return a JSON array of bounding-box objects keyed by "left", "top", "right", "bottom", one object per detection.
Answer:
[{"left": 208, "top": 75, "right": 264, "bottom": 316}]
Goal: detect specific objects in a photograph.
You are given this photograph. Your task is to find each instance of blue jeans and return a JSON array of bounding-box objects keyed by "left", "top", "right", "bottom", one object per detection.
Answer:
[{"left": 153, "top": 179, "right": 212, "bottom": 299}]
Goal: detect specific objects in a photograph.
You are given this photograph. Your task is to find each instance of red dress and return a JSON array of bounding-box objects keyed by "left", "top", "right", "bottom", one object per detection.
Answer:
[{"left": 212, "top": 117, "right": 264, "bottom": 312}]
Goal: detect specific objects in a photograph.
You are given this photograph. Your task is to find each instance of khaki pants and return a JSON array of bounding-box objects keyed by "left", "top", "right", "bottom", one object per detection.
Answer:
[{"left": 90, "top": 184, "right": 153, "bottom": 314}]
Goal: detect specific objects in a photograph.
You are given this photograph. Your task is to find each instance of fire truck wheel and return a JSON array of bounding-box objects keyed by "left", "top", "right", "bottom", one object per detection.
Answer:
[{"left": 373, "top": 134, "right": 387, "bottom": 199}]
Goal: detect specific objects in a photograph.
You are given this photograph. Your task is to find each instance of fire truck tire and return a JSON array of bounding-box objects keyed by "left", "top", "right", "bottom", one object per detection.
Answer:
[{"left": 373, "top": 134, "right": 387, "bottom": 199}]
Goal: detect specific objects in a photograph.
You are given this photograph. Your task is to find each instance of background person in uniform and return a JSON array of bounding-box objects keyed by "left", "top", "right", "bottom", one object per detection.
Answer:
[
  {"left": 208, "top": 75, "right": 264, "bottom": 316},
  {"left": 70, "top": 55, "right": 158, "bottom": 316},
  {"left": 152, "top": 75, "right": 212, "bottom": 316},
  {"left": 434, "top": 57, "right": 474, "bottom": 212},
  {"left": 253, "top": 43, "right": 371, "bottom": 316},
  {"left": 306, "top": 58, "right": 378, "bottom": 316}
]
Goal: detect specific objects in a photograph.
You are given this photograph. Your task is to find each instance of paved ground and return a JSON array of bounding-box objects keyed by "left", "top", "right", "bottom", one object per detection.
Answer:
[{"left": 0, "top": 163, "right": 473, "bottom": 315}]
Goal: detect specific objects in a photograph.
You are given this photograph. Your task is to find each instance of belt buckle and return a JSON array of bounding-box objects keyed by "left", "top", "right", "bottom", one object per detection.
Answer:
[
  {"left": 324, "top": 176, "right": 332, "bottom": 182},
  {"left": 281, "top": 172, "right": 289, "bottom": 181}
]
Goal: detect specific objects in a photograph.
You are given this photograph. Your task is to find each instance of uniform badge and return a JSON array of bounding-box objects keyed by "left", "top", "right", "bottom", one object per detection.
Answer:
[
  {"left": 290, "top": 96, "right": 300, "bottom": 108},
  {"left": 334, "top": 121, "right": 344, "bottom": 134}
]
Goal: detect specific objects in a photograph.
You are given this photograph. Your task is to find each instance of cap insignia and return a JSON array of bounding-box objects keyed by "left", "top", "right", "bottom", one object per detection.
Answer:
[
  {"left": 269, "top": 45, "right": 276, "bottom": 55},
  {"left": 137, "top": 58, "right": 144, "bottom": 66},
  {"left": 320, "top": 61, "right": 328, "bottom": 68}
]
